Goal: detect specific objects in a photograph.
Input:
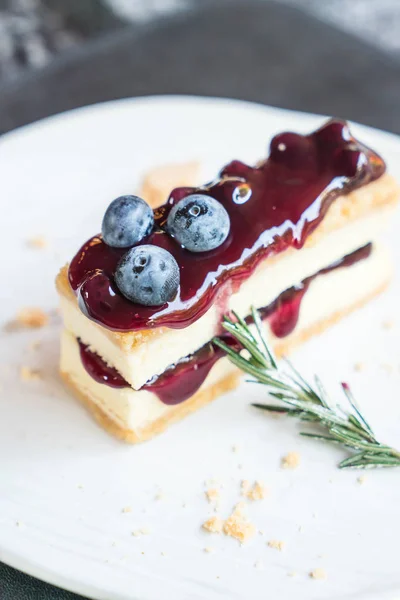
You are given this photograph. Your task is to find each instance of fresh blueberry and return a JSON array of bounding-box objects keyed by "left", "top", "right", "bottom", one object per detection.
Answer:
[
  {"left": 115, "top": 245, "right": 180, "bottom": 306},
  {"left": 166, "top": 194, "right": 230, "bottom": 252},
  {"left": 102, "top": 195, "right": 154, "bottom": 248}
]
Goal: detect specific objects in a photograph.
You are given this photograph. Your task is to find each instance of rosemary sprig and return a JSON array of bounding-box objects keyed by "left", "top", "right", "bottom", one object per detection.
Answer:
[{"left": 214, "top": 308, "right": 400, "bottom": 469}]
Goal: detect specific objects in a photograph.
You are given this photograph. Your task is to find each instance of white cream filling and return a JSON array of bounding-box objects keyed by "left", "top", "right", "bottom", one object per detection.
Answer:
[
  {"left": 60, "top": 244, "right": 390, "bottom": 433},
  {"left": 60, "top": 208, "right": 392, "bottom": 390}
]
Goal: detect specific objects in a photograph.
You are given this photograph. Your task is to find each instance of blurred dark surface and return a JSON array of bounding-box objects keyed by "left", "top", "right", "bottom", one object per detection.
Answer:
[
  {"left": 2, "top": 1, "right": 400, "bottom": 599},
  {"left": 1, "top": 0, "right": 400, "bottom": 136}
]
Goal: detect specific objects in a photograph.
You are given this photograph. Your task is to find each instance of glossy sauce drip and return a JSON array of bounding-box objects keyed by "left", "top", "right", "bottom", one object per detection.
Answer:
[
  {"left": 69, "top": 120, "right": 385, "bottom": 332},
  {"left": 78, "top": 244, "right": 372, "bottom": 405}
]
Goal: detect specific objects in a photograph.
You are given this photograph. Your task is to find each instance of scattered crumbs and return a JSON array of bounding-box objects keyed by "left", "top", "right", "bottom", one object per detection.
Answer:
[
  {"left": 141, "top": 552, "right": 145, "bottom": 555},
  {"left": 122, "top": 506, "right": 132, "bottom": 513},
  {"left": 309, "top": 568, "right": 327, "bottom": 580},
  {"left": 246, "top": 481, "right": 267, "bottom": 501},
  {"left": 382, "top": 319, "right": 394, "bottom": 330},
  {"left": 161, "top": 551, "right": 166, "bottom": 557},
  {"left": 254, "top": 559, "right": 264, "bottom": 570},
  {"left": 202, "top": 516, "right": 223, "bottom": 534},
  {"left": 258, "top": 530, "right": 265, "bottom": 536},
  {"left": 132, "top": 527, "right": 150, "bottom": 537},
  {"left": 154, "top": 491, "right": 164, "bottom": 501},
  {"left": 216, "top": 576, "right": 220, "bottom": 580},
  {"left": 77, "top": 484, "right": 84, "bottom": 490},
  {"left": 205, "top": 488, "right": 220, "bottom": 505},
  {"left": 281, "top": 451, "right": 300, "bottom": 470},
  {"left": 111, "top": 541, "right": 117, "bottom": 547},
  {"left": 267, "top": 539, "right": 285, "bottom": 551},
  {"left": 312, "top": 512, "right": 318, "bottom": 519},
  {"left": 29, "top": 340, "right": 41, "bottom": 351},
  {"left": 15, "top": 521, "right": 25, "bottom": 530},
  {"left": 237, "top": 463, "right": 243, "bottom": 470},
  {"left": 20, "top": 366, "right": 42, "bottom": 381},
  {"left": 204, "top": 546, "right": 216, "bottom": 554},
  {"left": 288, "top": 571, "right": 297, "bottom": 578},
  {"left": 232, "top": 444, "right": 239, "bottom": 453},
  {"left": 240, "top": 479, "right": 250, "bottom": 495},
  {"left": 223, "top": 503, "right": 256, "bottom": 543},
  {"left": 353, "top": 362, "right": 364, "bottom": 372},
  {"left": 182, "top": 503, "right": 187, "bottom": 508},
  {"left": 27, "top": 235, "right": 48, "bottom": 249},
  {"left": 15, "top": 307, "right": 49, "bottom": 329},
  {"left": 357, "top": 475, "right": 367, "bottom": 485}
]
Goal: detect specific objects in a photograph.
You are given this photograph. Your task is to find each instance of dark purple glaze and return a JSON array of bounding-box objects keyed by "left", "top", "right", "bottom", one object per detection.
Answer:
[
  {"left": 78, "top": 244, "right": 372, "bottom": 405},
  {"left": 69, "top": 120, "right": 385, "bottom": 332}
]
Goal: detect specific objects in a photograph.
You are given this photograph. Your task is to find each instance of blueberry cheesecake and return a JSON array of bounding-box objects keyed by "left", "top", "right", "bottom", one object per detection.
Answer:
[{"left": 56, "top": 119, "right": 399, "bottom": 442}]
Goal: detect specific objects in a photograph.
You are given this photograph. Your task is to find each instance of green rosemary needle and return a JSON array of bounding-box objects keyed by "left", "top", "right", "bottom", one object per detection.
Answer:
[{"left": 214, "top": 308, "right": 400, "bottom": 470}]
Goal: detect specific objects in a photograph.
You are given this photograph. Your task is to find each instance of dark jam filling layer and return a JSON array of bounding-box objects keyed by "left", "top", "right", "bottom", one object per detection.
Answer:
[
  {"left": 69, "top": 120, "right": 385, "bottom": 332},
  {"left": 78, "top": 243, "right": 372, "bottom": 405}
]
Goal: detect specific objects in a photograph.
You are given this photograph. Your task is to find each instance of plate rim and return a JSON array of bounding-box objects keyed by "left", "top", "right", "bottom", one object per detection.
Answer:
[{"left": 2, "top": 94, "right": 400, "bottom": 600}]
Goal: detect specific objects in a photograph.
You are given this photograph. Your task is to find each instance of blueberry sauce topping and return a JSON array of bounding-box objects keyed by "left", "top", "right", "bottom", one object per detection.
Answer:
[
  {"left": 79, "top": 244, "right": 372, "bottom": 405},
  {"left": 69, "top": 120, "right": 384, "bottom": 332}
]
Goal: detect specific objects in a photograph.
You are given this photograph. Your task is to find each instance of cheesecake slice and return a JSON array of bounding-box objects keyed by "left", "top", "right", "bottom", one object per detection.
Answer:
[{"left": 57, "top": 119, "right": 399, "bottom": 442}]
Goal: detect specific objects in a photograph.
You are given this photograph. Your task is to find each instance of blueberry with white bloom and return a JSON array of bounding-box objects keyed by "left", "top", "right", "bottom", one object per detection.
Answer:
[
  {"left": 115, "top": 245, "right": 180, "bottom": 306},
  {"left": 102, "top": 195, "right": 154, "bottom": 248},
  {"left": 166, "top": 194, "right": 230, "bottom": 252}
]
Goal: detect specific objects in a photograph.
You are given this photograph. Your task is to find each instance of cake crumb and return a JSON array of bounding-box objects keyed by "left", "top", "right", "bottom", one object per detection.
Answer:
[
  {"left": 154, "top": 491, "right": 164, "bottom": 501},
  {"left": 309, "top": 568, "right": 327, "bottom": 580},
  {"left": 240, "top": 479, "right": 250, "bottom": 495},
  {"left": 382, "top": 319, "right": 394, "bottom": 330},
  {"left": 205, "top": 488, "right": 220, "bottom": 505},
  {"left": 254, "top": 559, "right": 264, "bottom": 570},
  {"left": 15, "top": 521, "right": 25, "bottom": 530},
  {"left": 281, "top": 451, "right": 300, "bottom": 469},
  {"left": 357, "top": 475, "right": 367, "bottom": 485},
  {"left": 204, "top": 546, "right": 216, "bottom": 554},
  {"left": 132, "top": 530, "right": 141, "bottom": 537},
  {"left": 223, "top": 503, "right": 256, "bottom": 543},
  {"left": 122, "top": 506, "right": 132, "bottom": 513},
  {"left": 29, "top": 340, "right": 41, "bottom": 351},
  {"left": 232, "top": 444, "right": 239, "bottom": 453},
  {"left": 267, "top": 539, "right": 285, "bottom": 551},
  {"left": 161, "top": 551, "right": 166, "bottom": 557},
  {"left": 139, "top": 527, "right": 150, "bottom": 535},
  {"left": 202, "top": 516, "right": 223, "bottom": 534},
  {"left": 288, "top": 571, "right": 297, "bottom": 577},
  {"left": 27, "top": 235, "right": 48, "bottom": 249},
  {"left": 15, "top": 307, "right": 49, "bottom": 329},
  {"left": 353, "top": 362, "right": 364, "bottom": 372},
  {"left": 245, "top": 481, "right": 267, "bottom": 501},
  {"left": 20, "top": 366, "right": 42, "bottom": 381}
]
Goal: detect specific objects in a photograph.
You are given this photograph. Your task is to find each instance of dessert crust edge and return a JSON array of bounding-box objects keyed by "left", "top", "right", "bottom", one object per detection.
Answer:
[{"left": 60, "top": 276, "right": 389, "bottom": 444}]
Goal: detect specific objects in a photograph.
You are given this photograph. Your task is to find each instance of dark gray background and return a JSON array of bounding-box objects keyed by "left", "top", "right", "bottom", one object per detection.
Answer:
[{"left": 1, "top": 1, "right": 400, "bottom": 598}]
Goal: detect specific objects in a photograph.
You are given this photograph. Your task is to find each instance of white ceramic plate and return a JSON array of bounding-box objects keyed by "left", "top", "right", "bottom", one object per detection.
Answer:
[{"left": 1, "top": 96, "right": 400, "bottom": 600}]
